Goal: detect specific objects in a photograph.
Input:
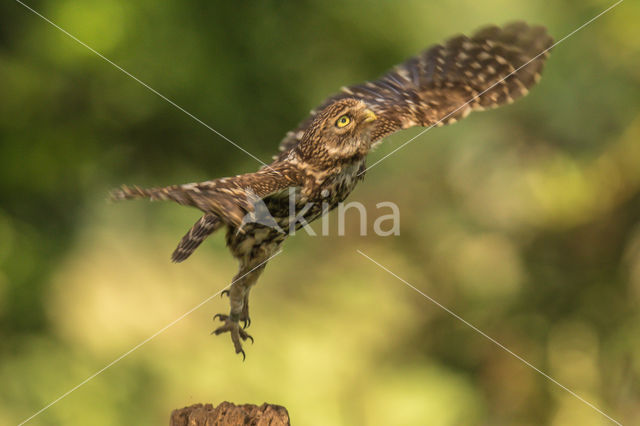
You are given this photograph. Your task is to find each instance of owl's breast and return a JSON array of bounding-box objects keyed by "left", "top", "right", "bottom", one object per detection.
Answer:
[{"left": 316, "top": 159, "right": 366, "bottom": 207}]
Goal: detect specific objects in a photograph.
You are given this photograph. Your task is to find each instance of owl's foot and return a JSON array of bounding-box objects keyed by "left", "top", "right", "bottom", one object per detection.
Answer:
[
  {"left": 212, "top": 313, "right": 253, "bottom": 360},
  {"left": 221, "top": 290, "right": 251, "bottom": 328},
  {"left": 240, "top": 297, "right": 251, "bottom": 329}
]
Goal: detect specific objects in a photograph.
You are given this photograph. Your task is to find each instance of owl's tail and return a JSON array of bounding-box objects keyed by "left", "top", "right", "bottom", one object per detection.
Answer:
[{"left": 171, "top": 214, "right": 222, "bottom": 262}]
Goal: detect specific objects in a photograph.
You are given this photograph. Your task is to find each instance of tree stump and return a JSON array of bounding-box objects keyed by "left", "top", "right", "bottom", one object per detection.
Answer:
[{"left": 170, "top": 402, "right": 290, "bottom": 426}]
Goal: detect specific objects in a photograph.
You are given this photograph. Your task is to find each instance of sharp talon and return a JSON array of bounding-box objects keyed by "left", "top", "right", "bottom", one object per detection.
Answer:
[
  {"left": 242, "top": 319, "right": 249, "bottom": 329},
  {"left": 221, "top": 289, "right": 229, "bottom": 298},
  {"left": 211, "top": 313, "right": 253, "bottom": 357},
  {"left": 239, "top": 328, "right": 253, "bottom": 342},
  {"left": 213, "top": 313, "right": 226, "bottom": 322}
]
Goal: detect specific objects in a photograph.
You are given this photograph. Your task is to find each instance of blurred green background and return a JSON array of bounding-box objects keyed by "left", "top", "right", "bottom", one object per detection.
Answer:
[{"left": 1, "top": 0, "right": 639, "bottom": 425}]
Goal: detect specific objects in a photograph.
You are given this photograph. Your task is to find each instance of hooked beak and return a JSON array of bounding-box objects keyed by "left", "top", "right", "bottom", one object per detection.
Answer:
[{"left": 363, "top": 108, "right": 377, "bottom": 123}]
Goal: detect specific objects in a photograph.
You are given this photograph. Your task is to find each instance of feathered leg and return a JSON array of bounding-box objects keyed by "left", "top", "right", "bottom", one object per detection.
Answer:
[{"left": 212, "top": 262, "right": 266, "bottom": 360}]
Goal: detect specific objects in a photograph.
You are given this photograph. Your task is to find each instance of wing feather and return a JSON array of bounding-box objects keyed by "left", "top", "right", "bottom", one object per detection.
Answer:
[
  {"left": 275, "top": 22, "right": 552, "bottom": 160},
  {"left": 111, "top": 162, "right": 303, "bottom": 228}
]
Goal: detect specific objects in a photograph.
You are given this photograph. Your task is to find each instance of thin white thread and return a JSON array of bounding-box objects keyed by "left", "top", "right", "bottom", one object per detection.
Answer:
[
  {"left": 357, "top": 249, "right": 622, "bottom": 425},
  {"left": 362, "top": 0, "right": 624, "bottom": 175},
  {"left": 18, "top": 250, "right": 283, "bottom": 425},
  {"left": 14, "top": 0, "right": 273, "bottom": 170}
]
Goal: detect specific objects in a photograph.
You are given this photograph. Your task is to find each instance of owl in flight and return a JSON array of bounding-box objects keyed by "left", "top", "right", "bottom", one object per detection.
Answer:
[{"left": 112, "top": 22, "right": 553, "bottom": 359}]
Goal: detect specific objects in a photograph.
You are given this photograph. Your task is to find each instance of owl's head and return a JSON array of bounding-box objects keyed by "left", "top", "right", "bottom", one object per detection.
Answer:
[{"left": 298, "top": 98, "right": 377, "bottom": 162}]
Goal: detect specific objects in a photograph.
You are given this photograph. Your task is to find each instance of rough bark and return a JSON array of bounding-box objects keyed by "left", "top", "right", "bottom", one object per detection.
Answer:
[{"left": 170, "top": 402, "right": 290, "bottom": 426}]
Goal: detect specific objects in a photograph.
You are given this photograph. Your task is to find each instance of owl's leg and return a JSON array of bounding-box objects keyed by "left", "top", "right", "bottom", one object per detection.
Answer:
[
  {"left": 220, "top": 288, "right": 251, "bottom": 328},
  {"left": 240, "top": 287, "right": 253, "bottom": 328},
  {"left": 212, "top": 263, "right": 266, "bottom": 359}
]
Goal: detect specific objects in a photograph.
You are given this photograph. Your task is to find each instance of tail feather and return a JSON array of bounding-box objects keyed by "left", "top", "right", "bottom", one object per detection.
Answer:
[{"left": 171, "top": 214, "right": 222, "bottom": 262}]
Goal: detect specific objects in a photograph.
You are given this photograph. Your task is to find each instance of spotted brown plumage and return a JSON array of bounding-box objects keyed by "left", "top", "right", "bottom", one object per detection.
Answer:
[
  {"left": 275, "top": 21, "right": 552, "bottom": 158},
  {"left": 171, "top": 214, "right": 222, "bottom": 263},
  {"left": 110, "top": 22, "right": 553, "bottom": 359}
]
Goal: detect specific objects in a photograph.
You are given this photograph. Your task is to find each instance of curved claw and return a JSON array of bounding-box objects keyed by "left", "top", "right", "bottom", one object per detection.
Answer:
[
  {"left": 242, "top": 317, "right": 251, "bottom": 329},
  {"left": 213, "top": 313, "right": 227, "bottom": 322},
  {"left": 238, "top": 328, "right": 254, "bottom": 344},
  {"left": 221, "top": 289, "right": 230, "bottom": 298},
  {"left": 211, "top": 312, "right": 253, "bottom": 359}
]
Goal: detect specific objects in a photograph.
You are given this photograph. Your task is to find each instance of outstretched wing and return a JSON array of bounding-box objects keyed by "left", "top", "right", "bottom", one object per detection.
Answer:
[
  {"left": 111, "top": 162, "right": 302, "bottom": 228},
  {"left": 275, "top": 22, "right": 552, "bottom": 160}
]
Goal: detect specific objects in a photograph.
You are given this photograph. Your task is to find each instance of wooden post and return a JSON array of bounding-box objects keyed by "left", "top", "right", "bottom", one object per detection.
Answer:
[{"left": 170, "top": 402, "right": 290, "bottom": 426}]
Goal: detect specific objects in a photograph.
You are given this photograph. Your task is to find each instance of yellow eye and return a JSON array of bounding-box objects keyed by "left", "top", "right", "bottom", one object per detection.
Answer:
[{"left": 336, "top": 115, "right": 351, "bottom": 128}]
